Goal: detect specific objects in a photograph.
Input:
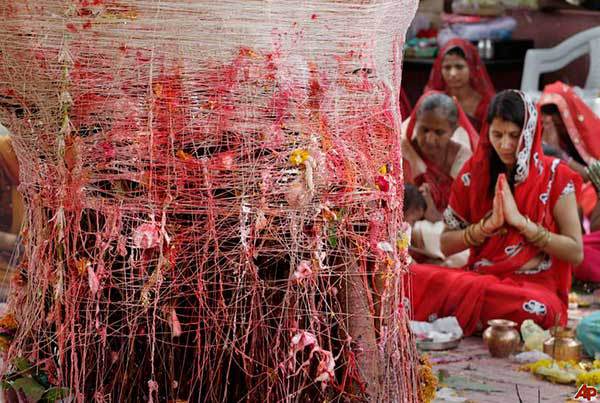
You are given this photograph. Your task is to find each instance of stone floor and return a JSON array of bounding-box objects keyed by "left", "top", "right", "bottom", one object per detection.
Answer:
[{"left": 428, "top": 304, "right": 597, "bottom": 403}]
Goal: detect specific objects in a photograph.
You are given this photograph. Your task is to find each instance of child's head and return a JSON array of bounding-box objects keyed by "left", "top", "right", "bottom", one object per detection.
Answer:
[{"left": 403, "top": 184, "right": 426, "bottom": 226}]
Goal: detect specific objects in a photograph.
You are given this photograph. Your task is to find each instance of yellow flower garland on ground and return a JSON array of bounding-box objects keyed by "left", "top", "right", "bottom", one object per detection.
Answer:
[{"left": 418, "top": 355, "right": 438, "bottom": 403}]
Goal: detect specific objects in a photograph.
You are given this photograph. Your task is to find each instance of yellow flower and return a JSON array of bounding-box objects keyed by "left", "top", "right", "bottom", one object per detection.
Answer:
[
  {"left": 397, "top": 235, "right": 409, "bottom": 251},
  {"left": 153, "top": 83, "right": 163, "bottom": 98},
  {"left": 577, "top": 369, "right": 600, "bottom": 386},
  {"left": 176, "top": 150, "right": 193, "bottom": 161},
  {"left": 0, "top": 313, "right": 17, "bottom": 331},
  {"left": 378, "top": 164, "right": 388, "bottom": 175},
  {"left": 289, "top": 149, "right": 310, "bottom": 166},
  {"left": 418, "top": 355, "right": 438, "bottom": 403}
]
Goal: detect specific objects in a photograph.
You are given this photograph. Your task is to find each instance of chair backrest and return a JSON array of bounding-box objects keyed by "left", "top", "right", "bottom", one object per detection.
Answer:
[{"left": 520, "top": 26, "right": 600, "bottom": 92}]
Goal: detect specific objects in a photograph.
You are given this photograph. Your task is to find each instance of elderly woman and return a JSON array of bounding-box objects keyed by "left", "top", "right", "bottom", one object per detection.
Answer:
[
  {"left": 410, "top": 90, "right": 583, "bottom": 335},
  {"left": 425, "top": 38, "right": 495, "bottom": 132},
  {"left": 402, "top": 92, "right": 477, "bottom": 265}
]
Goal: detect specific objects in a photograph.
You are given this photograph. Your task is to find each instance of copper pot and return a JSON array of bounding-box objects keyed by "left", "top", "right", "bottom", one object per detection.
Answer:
[
  {"left": 483, "top": 319, "right": 521, "bottom": 358},
  {"left": 543, "top": 326, "right": 582, "bottom": 362}
]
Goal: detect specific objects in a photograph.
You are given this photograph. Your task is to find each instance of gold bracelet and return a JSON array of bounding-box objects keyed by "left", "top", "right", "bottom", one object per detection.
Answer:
[
  {"left": 527, "top": 226, "right": 546, "bottom": 245},
  {"left": 465, "top": 224, "right": 484, "bottom": 247},
  {"left": 526, "top": 224, "right": 550, "bottom": 249},
  {"left": 534, "top": 227, "right": 551, "bottom": 249},
  {"left": 463, "top": 227, "right": 472, "bottom": 246},
  {"left": 478, "top": 217, "right": 493, "bottom": 237}
]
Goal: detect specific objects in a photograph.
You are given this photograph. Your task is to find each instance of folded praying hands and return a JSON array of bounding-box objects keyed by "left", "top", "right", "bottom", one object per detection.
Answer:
[{"left": 484, "top": 174, "right": 527, "bottom": 233}]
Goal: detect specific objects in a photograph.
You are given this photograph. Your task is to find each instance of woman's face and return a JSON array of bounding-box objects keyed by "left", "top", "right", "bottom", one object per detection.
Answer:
[
  {"left": 489, "top": 117, "right": 522, "bottom": 167},
  {"left": 441, "top": 53, "right": 470, "bottom": 90},
  {"left": 414, "top": 109, "right": 455, "bottom": 161}
]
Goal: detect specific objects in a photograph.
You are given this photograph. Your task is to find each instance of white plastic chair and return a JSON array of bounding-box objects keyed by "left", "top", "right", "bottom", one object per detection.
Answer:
[{"left": 520, "top": 26, "right": 600, "bottom": 93}]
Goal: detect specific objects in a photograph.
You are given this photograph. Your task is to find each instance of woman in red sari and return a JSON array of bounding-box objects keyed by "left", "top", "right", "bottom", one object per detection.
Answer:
[
  {"left": 402, "top": 92, "right": 478, "bottom": 265},
  {"left": 540, "top": 82, "right": 600, "bottom": 282},
  {"left": 410, "top": 90, "right": 583, "bottom": 335},
  {"left": 539, "top": 81, "right": 600, "bottom": 213},
  {"left": 425, "top": 38, "right": 495, "bottom": 132}
]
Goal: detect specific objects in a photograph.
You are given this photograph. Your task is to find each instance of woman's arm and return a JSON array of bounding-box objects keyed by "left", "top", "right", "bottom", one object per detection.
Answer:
[
  {"left": 440, "top": 228, "right": 470, "bottom": 257},
  {"left": 441, "top": 179, "right": 505, "bottom": 257},
  {"left": 514, "top": 192, "right": 583, "bottom": 265},
  {"left": 566, "top": 158, "right": 589, "bottom": 182}
]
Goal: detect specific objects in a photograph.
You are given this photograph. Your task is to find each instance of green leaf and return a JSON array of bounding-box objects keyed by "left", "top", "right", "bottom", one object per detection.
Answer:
[
  {"left": 10, "top": 377, "right": 45, "bottom": 402},
  {"left": 437, "top": 369, "right": 449, "bottom": 384},
  {"left": 327, "top": 226, "right": 338, "bottom": 248},
  {"left": 43, "top": 387, "right": 70, "bottom": 402},
  {"left": 13, "top": 357, "right": 32, "bottom": 373}
]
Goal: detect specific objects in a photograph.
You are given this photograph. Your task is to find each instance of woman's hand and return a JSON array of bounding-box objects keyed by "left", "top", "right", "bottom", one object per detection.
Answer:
[
  {"left": 498, "top": 174, "right": 527, "bottom": 230},
  {"left": 484, "top": 176, "right": 505, "bottom": 232}
]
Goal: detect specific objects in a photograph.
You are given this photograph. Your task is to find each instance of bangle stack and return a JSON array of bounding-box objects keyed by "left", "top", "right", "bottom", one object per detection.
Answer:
[
  {"left": 479, "top": 217, "right": 494, "bottom": 237},
  {"left": 463, "top": 224, "right": 483, "bottom": 247},
  {"left": 464, "top": 216, "right": 507, "bottom": 247},
  {"left": 520, "top": 215, "right": 551, "bottom": 249},
  {"left": 464, "top": 217, "right": 493, "bottom": 247}
]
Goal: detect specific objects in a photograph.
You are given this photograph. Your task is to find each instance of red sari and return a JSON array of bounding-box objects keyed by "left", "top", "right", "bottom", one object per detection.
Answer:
[
  {"left": 410, "top": 91, "right": 581, "bottom": 335},
  {"left": 541, "top": 83, "right": 600, "bottom": 283},
  {"left": 424, "top": 39, "right": 495, "bottom": 133},
  {"left": 402, "top": 91, "right": 478, "bottom": 212},
  {"left": 539, "top": 81, "right": 600, "bottom": 215}
]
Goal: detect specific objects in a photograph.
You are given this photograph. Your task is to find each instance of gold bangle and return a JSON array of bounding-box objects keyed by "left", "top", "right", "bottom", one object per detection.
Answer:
[
  {"left": 528, "top": 231, "right": 546, "bottom": 246},
  {"left": 527, "top": 227, "right": 543, "bottom": 243},
  {"left": 479, "top": 217, "right": 493, "bottom": 237},
  {"left": 534, "top": 228, "right": 551, "bottom": 249},
  {"left": 526, "top": 224, "right": 548, "bottom": 247},
  {"left": 463, "top": 227, "right": 472, "bottom": 247},
  {"left": 466, "top": 224, "right": 484, "bottom": 247}
]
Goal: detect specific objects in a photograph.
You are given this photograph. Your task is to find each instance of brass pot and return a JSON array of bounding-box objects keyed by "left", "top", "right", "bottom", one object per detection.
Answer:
[
  {"left": 543, "top": 326, "right": 582, "bottom": 362},
  {"left": 483, "top": 319, "right": 521, "bottom": 358}
]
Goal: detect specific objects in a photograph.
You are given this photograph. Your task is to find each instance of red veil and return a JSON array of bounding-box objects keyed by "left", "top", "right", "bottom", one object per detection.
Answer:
[
  {"left": 400, "top": 88, "right": 412, "bottom": 120},
  {"left": 425, "top": 39, "right": 495, "bottom": 131},
  {"left": 437, "top": 91, "right": 581, "bottom": 333},
  {"left": 403, "top": 90, "right": 478, "bottom": 211},
  {"left": 539, "top": 81, "right": 600, "bottom": 165}
]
